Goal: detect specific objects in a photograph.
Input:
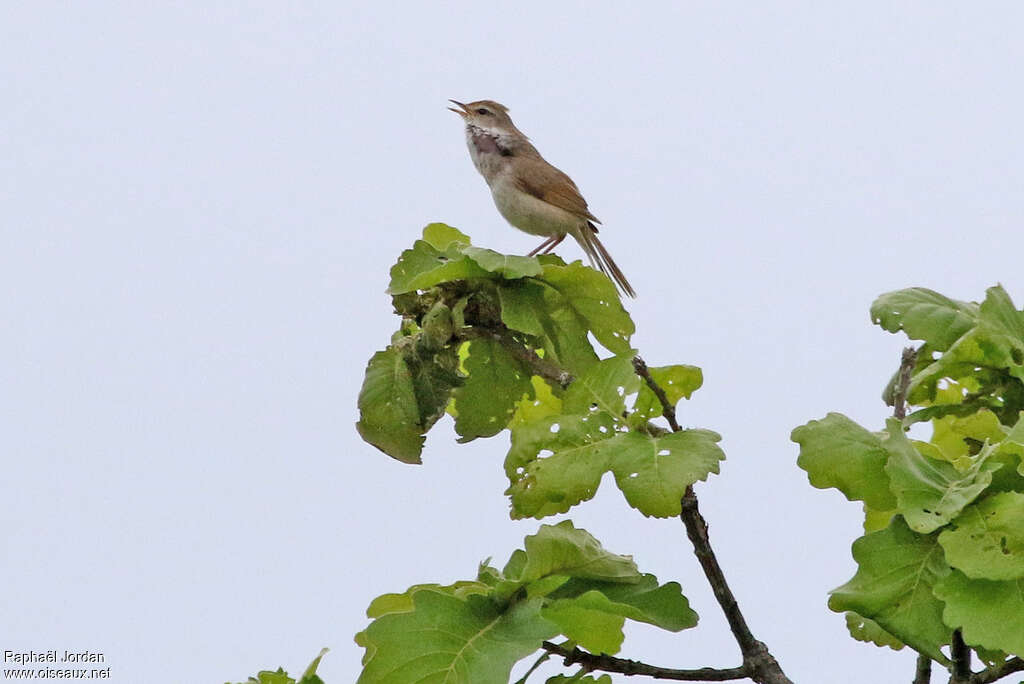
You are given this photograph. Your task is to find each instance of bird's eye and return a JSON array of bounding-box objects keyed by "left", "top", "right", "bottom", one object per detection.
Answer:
[{"left": 476, "top": 108, "right": 490, "bottom": 115}]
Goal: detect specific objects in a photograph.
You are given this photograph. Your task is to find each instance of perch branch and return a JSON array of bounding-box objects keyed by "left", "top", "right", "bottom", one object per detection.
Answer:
[{"left": 634, "top": 355, "right": 793, "bottom": 684}]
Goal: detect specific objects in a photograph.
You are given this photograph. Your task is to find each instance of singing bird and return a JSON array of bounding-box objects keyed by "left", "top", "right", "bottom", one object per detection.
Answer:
[{"left": 449, "top": 99, "right": 635, "bottom": 297}]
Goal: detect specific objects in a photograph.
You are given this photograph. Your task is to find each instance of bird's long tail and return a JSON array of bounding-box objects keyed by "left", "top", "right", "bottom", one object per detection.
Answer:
[{"left": 576, "top": 222, "right": 636, "bottom": 298}]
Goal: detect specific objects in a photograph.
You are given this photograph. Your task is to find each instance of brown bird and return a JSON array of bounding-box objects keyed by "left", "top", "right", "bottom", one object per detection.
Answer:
[{"left": 449, "top": 99, "right": 635, "bottom": 297}]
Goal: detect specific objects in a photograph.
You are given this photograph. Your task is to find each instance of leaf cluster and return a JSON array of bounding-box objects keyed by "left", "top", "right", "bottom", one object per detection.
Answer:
[
  {"left": 354, "top": 521, "right": 696, "bottom": 684},
  {"left": 226, "top": 649, "right": 328, "bottom": 684},
  {"left": 793, "top": 286, "right": 1024, "bottom": 666},
  {"left": 356, "top": 225, "right": 723, "bottom": 519},
  {"left": 352, "top": 227, "right": 731, "bottom": 682}
]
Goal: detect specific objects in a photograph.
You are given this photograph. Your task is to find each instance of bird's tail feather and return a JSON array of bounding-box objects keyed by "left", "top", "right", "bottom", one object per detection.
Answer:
[{"left": 576, "top": 223, "right": 636, "bottom": 298}]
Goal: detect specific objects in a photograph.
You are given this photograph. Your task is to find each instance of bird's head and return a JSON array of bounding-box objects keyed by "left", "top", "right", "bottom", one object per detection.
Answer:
[{"left": 448, "top": 99, "right": 519, "bottom": 135}]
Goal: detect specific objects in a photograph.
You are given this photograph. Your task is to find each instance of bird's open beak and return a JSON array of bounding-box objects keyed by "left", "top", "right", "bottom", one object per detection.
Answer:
[{"left": 448, "top": 99, "right": 468, "bottom": 117}]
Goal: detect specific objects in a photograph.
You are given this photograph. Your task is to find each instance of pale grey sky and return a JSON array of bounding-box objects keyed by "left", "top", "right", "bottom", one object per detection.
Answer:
[{"left": 3, "top": 3, "right": 1023, "bottom": 683}]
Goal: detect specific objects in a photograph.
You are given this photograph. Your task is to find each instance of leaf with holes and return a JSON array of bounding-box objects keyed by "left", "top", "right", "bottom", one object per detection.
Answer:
[
  {"left": 929, "top": 409, "right": 1005, "bottom": 467},
  {"left": 610, "top": 430, "right": 725, "bottom": 517},
  {"left": 828, "top": 517, "right": 951, "bottom": 662},
  {"left": 356, "top": 589, "right": 557, "bottom": 684},
  {"left": 938, "top": 492, "right": 1024, "bottom": 580},
  {"left": 629, "top": 364, "right": 703, "bottom": 427},
  {"left": 883, "top": 419, "right": 1001, "bottom": 533},
  {"left": 844, "top": 612, "right": 904, "bottom": 651},
  {"left": 562, "top": 355, "right": 640, "bottom": 418},
  {"left": 541, "top": 261, "right": 635, "bottom": 355},
  {"left": 356, "top": 348, "right": 425, "bottom": 464},
  {"left": 505, "top": 412, "right": 620, "bottom": 519},
  {"left": 934, "top": 570, "right": 1024, "bottom": 656},
  {"left": 871, "top": 288, "right": 979, "bottom": 351},
  {"left": 510, "top": 376, "right": 563, "bottom": 428},
  {"left": 453, "top": 337, "right": 533, "bottom": 441},
  {"left": 793, "top": 413, "right": 898, "bottom": 511}
]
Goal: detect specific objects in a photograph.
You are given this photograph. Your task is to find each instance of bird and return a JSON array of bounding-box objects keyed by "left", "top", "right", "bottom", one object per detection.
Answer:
[{"left": 449, "top": 99, "right": 636, "bottom": 298}]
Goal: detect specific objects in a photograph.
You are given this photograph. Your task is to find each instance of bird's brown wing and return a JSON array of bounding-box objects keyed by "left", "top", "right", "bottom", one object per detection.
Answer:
[{"left": 512, "top": 156, "right": 601, "bottom": 224}]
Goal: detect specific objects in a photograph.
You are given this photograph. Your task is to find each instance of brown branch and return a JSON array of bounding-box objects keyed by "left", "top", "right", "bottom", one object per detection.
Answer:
[
  {"left": 971, "top": 657, "right": 1024, "bottom": 684},
  {"left": 632, "top": 357, "right": 681, "bottom": 431},
  {"left": 893, "top": 347, "right": 918, "bottom": 420},
  {"left": 541, "top": 642, "right": 747, "bottom": 681},
  {"left": 634, "top": 355, "right": 793, "bottom": 684},
  {"left": 456, "top": 328, "right": 573, "bottom": 389},
  {"left": 949, "top": 630, "right": 972, "bottom": 684},
  {"left": 913, "top": 654, "right": 932, "bottom": 684}
]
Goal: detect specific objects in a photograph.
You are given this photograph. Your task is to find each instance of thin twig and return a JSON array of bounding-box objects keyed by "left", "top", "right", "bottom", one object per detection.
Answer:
[
  {"left": 633, "top": 355, "right": 793, "bottom": 684},
  {"left": 456, "top": 328, "right": 573, "bottom": 388},
  {"left": 632, "top": 357, "right": 681, "bottom": 431},
  {"left": 950, "top": 630, "right": 972, "bottom": 684},
  {"left": 913, "top": 653, "right": 932, "bottom": 684},
  {"left": 971, "top": 656, "right": 1024, "bottom": 684},
  {"left": 893, "top": 347, "right": 918, "bottom": 421},
  {"left": 513, "top": 649, "right": 552, "bottom": 684},
  {"left": 541, "top": 642, "right": 747, "bottom": 681}
]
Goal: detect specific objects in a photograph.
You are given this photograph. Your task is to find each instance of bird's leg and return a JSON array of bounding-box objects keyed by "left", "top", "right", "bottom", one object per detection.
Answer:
[
  {"left": 539, "top": 234, "right": 566, "bottom": 254},
  {"left": 527, "top": 235, "right": 558, "bottom": 256}
]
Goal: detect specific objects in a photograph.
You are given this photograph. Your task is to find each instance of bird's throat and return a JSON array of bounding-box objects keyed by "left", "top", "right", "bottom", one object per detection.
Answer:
[{"left": 468, "top": 126, "right": 512, "bottom": 157}]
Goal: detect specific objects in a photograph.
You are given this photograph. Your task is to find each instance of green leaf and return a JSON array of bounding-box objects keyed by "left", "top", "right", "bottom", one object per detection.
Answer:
[
  {"left": 610, "top": 430, "right": 725, "bottom": 518},
  {"left": 929, "top": 409, "right": 1005, "bottom": 467},
  {"left": 453, "top": 337, "right": 533, "bottom": 440},
  {"left": 844, "top": 612, "right": 905, "bottom": 651},
  {"left": 562, "top": 355, "right": 640, "bottom": 418},
  {"left": 228, "top": 652, "right": 329, "bottom": 684},
  {"left": 629, "top": 364, "right": 703, "bottom": 427},
  {"left": 910, "top": 286, "right": 1024, "bottom": 393},
  {"left": 356, "top": 348, "right": 425, "bottom": 464},
  {"left": 366, "top": 581, "right": 492, "bottom": 617},
  {"left": 498, "top": 280, "right": 599, "bottom": 376},
  {"left": 506, "top": 412, "right": 619, "bottom": 519},
  {"left": 884, "top": 419, "right": 1000, "bottom": 533},
  {"left": 524, "top": 574, "right": 571, "bottom": 599},
  {"left": 299, "top": 648, "right": 330, "bottom": 684},
  {"left": 792, "top": 413, "right": 898, "bottom": 511},
  {"left": 505, "top": 521, "right": 641, "bottom": 584},
  {"left": 829, "top": 517, "right": 951, "bottom": 662},
  {"left": 230, "top": 669, "right": 293, "bottom": 684},
  {"left": 934, "top": 570, "right": 1024, "bottom": 656},
  {"left": 541, "top": 592, "right": 627, "bottom": 654},
  {"left": 871, "top": 288, "right": 979, "bottom": 350},
  {"left": 551, "top": 574, "right": 698, "bottom": 632},
  {"left": 388, "top": 239, "right": 489, "bottom": 294},
  {"left": 498, "top": 280, "right": 548, "bottom": 337},
  {"left": 407, "top": 346, "right": 461, "bottom": 434},
  {"left": 541, "top": 261, "right": 635, "bottom": 355},
  {"left": 938, "top": 492, "right": 1024, "bottom": 580},
  {"left": 540, "top": 571, "right": 700, "bottom": 654},
  {"left": 510, "top": 376, "right": 563, "bottom": 429},
  {"left": 462, "top": 245, "right": 544, "bottom": 278},
  {"left": 422, "top": 223, "right": 471, "bottom": 250},
  {"left": 506, "top": 412, "right": 723, "bottom": 519},
  {"left": 357, "top": 590, "right": 557, "bottom": 684},
  {"left": 863, "top": 506, "right": 897, "bottom": 534}
]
